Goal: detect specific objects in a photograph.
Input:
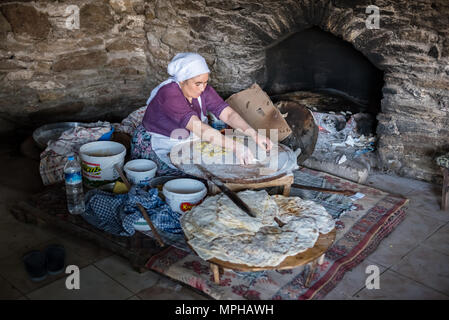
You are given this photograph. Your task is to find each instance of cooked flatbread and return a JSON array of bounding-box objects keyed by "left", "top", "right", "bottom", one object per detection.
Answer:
[
  {"left": 181, "top": 190, "right": 335, "bottom": 267},
  {"left": 272, "top": 195, "right": 335, "bottom": 234}
]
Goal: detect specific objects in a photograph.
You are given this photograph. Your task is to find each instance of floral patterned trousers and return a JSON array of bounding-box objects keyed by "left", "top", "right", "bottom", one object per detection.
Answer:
[{"left": 130, "top": 125, "right": 186, "bottom": 177}]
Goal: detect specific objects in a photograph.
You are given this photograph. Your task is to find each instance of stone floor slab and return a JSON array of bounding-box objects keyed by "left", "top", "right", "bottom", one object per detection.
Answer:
[
  {"left": 0, "top": 275, "right": 23, "bottom": 300},
  {"left": 323, "top": 258, "right": 386, "bottom": 300},
  {"left": 391, "top": 245, "right": 449, "bottom": 296},
  {"left": 364, "top": 173, "right": 418, "bottom": 196},
  {"left": 0, "top": 217, "right": 60, "bottom": 260},
  {"left": 0, "top": 238, "right": 95, "bottom": 294},
  {"left": 137, "top": 276, "right": 210, "bottom": 300},
  {"left": 421, "top": 223, "right": 449, "bottom": 256},
  {"left": 405, "top": 189, "right": 449, "bottom": 222},
  {"left": 95, "top": 255, "right": 160, "bottom": 293},
  {"left": 55, "top": 232, "right": 114, "bottom": 265},
  {"left": 354, "top": 269, "right": 449, "bottom": 300},
  {"left": 368, "top": 212, "right": 443, "bottom": 268},
  {"left": 26, "top": 265, "right": 134, "bottom": 300}
]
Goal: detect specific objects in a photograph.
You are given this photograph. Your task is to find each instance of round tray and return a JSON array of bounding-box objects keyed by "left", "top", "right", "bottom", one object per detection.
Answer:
[
  {"left": 187, "top": 229, "right": 336, "bottom": 272},
  {"left": 32, "top": 122, "right": 113, "bottom": 149},
  {"left": 33, "top": 122, "right": 84, "bottom": 149}
]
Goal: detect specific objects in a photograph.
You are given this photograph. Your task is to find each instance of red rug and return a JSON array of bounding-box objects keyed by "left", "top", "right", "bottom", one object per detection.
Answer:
[{"left": 145, "top": 169, "right": 408, "bottom": 300}]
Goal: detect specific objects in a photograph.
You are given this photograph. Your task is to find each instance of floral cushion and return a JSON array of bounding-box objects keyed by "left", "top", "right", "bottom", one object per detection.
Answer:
[{"left": 436, "top": 154, "right": 449, "bottom": 169}]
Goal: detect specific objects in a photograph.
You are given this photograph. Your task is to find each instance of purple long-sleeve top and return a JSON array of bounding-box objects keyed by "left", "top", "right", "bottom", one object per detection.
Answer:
[{"left": 142, "top": 82, "right": 229, "bottom": 136}]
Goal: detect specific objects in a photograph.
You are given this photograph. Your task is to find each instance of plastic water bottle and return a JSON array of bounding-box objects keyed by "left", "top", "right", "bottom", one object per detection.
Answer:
[{"left": 64, "top": 155, "right": 85, "bottom": 215}]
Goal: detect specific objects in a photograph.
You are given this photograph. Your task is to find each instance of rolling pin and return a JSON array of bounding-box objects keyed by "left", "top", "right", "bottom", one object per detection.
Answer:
[{"left": 136, "top": 203, "right": 165, "bottom": 248}]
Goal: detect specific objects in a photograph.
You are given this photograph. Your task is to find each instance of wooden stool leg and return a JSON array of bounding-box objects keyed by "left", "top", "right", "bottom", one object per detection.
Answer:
[
  {"left": 282, "top": 175, "right": 294, "bottom": 196},
  {"left": 442, "top": 168, "right": 449, "bottom": 211},
  {"left": 318, "top": 254, "right": 325, "bottom": 265},
  {"left": 283, "top": 183, "right": 291, "bottom": 196},
  {"left": 304, "top": 259, "right": 318, "bottom": 288},
  {"left": 210, "top": 263, "right": 220, "bottom": 284},
  {"left": 207, "top": 182, "right": 221, "bottom": 195}
]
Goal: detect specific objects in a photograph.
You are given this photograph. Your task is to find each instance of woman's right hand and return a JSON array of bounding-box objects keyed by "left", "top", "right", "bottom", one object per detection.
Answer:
[{"left": 234, "top": 142, "right": 255, "bottom": 165}]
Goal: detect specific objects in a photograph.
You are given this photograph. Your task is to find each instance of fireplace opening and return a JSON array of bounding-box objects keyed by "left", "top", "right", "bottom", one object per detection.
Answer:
[{"left": 264, "top": 27, "right": 385, "bottom": 183}]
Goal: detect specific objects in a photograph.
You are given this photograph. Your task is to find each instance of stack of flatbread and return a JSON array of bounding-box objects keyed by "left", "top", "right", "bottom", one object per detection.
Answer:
[{"left": 180, "top": 190, "right": 335, "bottom": 267}]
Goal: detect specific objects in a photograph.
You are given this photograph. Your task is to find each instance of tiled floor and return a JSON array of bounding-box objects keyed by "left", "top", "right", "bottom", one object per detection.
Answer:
[{"left": 0, "top": 140, "right": 448, "bottom": 300}]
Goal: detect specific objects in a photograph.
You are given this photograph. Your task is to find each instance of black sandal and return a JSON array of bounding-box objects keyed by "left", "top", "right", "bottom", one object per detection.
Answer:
[
  {"left": 45, "top": 244, "right": 66, "bottom": 275},
  {"left": 23, "top": 250, "right": 47, "bottom": 282}
]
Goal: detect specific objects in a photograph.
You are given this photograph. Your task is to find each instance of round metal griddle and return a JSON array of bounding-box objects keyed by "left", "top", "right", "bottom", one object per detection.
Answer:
[
  {"left": 32, "top": 121, "right": 112, "bottom": 149},
  {"left": 170, "top": 136, "right": 298, "bottom": 184},
  {"left": 33, "top": 122, "right": 82, "bottom": 149}
]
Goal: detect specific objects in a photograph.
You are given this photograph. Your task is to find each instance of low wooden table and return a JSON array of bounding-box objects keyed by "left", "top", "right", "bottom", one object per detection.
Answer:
[
  {"left": 202, "top": 229, "right": 336, "bottom": 287},
  {"left": 207, "top": 172, "right": 294, "bottom": 196}
]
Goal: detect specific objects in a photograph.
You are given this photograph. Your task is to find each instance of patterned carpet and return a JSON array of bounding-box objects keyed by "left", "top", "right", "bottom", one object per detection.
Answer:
[{"left": 145, "top": 168, "right": 408, "bottom": 300}]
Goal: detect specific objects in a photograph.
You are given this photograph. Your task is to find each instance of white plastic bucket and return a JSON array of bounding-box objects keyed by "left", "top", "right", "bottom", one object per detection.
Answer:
[
  {"left": 79, "top": 141, "right": 126, "bottom": 188},
  {"left": 124, "top": 159, "right": 157, "bottom": 185},
  {"left": 162, "top": 178, "right": 207, "bottom": 214}
]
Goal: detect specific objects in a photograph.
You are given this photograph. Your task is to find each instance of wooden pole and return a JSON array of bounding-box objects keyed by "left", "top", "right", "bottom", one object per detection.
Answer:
[
  {"left": 113, "top": 163, "right": 131, "bottom": 191},
  {"left": 114, "top": 164, "right": 164, "bottom": 247},
  {"left": 136, "top": 203, "right": 165, "bottom": 248}
]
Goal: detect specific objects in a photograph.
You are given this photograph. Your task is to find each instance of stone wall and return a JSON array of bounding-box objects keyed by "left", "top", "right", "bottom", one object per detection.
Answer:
[
  {"left": 0, "top": 0, "right": 448, "bottom": 183},
  {"left": 0, "top": 0, "right": 151, "bottom": 130}
]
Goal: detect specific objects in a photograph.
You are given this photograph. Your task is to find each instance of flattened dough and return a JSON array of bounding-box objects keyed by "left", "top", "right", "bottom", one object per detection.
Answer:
[{"left": 181, "top": 190, "right": 335, "bottom": 267}]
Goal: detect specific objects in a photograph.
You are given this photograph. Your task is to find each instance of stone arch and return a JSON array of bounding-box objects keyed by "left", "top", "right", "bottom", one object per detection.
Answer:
[
  {"left": 201, "top": 1, "right": 397, "bottom": 96},
  {"left": 183, "top": 0, "right": 446, "bottom": 182}
]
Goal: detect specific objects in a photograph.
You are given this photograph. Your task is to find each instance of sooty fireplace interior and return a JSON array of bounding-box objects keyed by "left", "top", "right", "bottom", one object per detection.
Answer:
[
  {"left": 265, "top": 27, "right": 385, "bottom": 183},
  {"left": 265, "top": 26, "right": 384, "bottom": 113}
]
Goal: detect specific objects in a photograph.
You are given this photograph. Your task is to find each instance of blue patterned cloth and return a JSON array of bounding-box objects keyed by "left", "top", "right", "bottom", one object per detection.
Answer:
[
  {"left": 82, "top": 185, "right": 183, "bottom": 236},
  {"left": 291, "top": 170, "right": 354, "bottom": 220}
]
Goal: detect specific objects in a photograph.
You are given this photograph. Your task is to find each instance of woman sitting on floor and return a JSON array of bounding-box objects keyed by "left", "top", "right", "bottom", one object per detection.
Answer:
[{"left": 131, "top": 52, "right": 273, "bottom": 176}]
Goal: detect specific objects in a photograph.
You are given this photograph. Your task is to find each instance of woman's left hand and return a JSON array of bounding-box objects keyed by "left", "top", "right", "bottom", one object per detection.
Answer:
[{"left": 254, "top": 132, "right": 274, "bottom": 151}]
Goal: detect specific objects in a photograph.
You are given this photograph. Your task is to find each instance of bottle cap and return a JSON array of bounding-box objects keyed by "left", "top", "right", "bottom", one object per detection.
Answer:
[{"left": 67, "top": 155, "right": 75, "bottom": 161}]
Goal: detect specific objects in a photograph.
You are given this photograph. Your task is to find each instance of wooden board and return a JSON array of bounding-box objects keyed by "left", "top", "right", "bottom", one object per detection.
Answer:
[
  {"left": 224, "top": 83, "right": 292, "bottom": 142},
  {"left": 206, "top": 173, "right": 294, "bottom": 196},
  {"left": 275, "top": 101, "right": 318, "bottom": 165},
  {"left": 188, "top": 229, "right": 336, "bottom": 272},
  {"left": 170, "top": 137, "right": 297, "bottom": 184}
]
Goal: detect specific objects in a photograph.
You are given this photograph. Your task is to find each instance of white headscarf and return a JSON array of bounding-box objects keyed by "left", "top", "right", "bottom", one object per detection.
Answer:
[
  {"left": 146, "top": 53, "right": 210, "bottom": 105},
  {"left": 144, "top": 53, "right": 211, "bottom": 168}
]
